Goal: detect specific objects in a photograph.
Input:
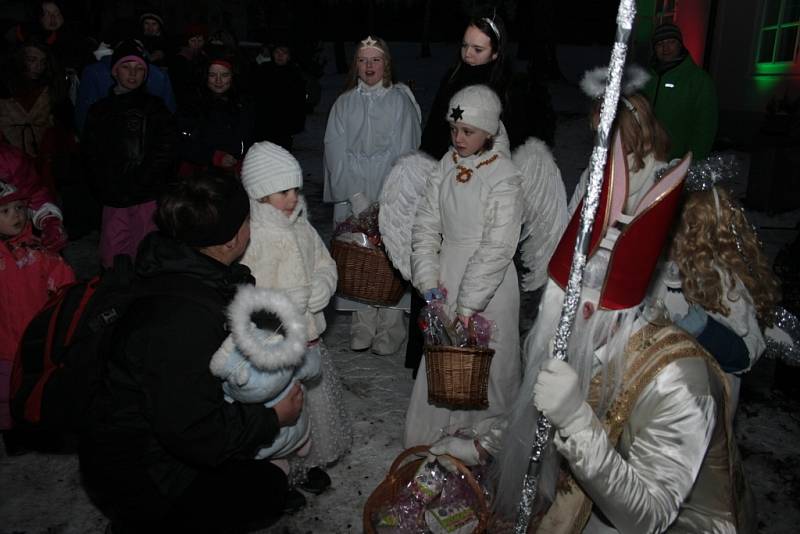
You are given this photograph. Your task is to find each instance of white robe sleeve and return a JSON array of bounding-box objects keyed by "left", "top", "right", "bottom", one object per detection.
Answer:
[
  {"left": 307, "top": 227, "right": 338, "bottom": 314},
  {"left": 553, "top": 358, "right": 717, "bottom": 534},
  {"left": 322, "top": 97, "right": 352, "bottom": 203},
  {"left": 411, "top": 163, "right": 446, "bottom": 293},
  {"left": 457, "top": 168, "right": 522, "bottom": 315}
]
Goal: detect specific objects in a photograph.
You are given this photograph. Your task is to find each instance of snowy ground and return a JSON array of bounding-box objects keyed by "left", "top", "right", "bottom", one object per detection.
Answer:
[{"left": 1, "top": 42, "right": 799, "bottom": 534}]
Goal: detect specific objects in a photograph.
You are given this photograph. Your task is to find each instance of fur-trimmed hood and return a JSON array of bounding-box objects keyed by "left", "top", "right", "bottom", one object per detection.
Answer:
[{"left": 224, "top": 284, "right": 307, "bottom": 371}]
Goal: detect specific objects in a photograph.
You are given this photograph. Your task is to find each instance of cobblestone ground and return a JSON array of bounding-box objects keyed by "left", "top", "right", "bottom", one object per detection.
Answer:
[{"left": 1, "top": 43, "right": 799, "bottom": 534}]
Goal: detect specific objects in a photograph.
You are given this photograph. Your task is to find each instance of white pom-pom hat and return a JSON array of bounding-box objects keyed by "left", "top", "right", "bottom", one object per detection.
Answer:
[
  {"left": 446, "top": 84, "right": 502, "bottom": 135},
  {"left": 241, "top": 141, "right": 303, "bottom": 200}
]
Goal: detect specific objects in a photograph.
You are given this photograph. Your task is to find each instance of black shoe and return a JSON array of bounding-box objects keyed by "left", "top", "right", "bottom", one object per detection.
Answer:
[
  {"left": 283, "top": 488, "right": 307, "bottom": 514},
  {"left": 297, "top": 466, "right": 331, "bottom": 495}
]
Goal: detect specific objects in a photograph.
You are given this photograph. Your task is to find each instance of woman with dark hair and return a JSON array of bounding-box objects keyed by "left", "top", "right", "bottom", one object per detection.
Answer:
[
  {"left": 176, "top": 46, "right": 255, "bottom": 177},
  {"left": 0, "top": 39, "right": 76, "bottom": 195},
  {"left": 13, "top": 1, "right": 92, "bottom": 76},
  {"left": 419, "top": 13, "right": 510, "bottom": 160},
  {"left": 0, "top": 39, "right": 71, "bottom": 158}
]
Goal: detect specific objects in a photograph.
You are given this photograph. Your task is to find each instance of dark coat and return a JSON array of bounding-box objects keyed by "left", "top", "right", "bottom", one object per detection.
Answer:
[
  {"left": 253, "top": 62, "right": 307, "bottom": 144},
  {"left": 420, "top": 60, "right": 556, "bottom": 159},
  {"left": 83, "top": 87, "right": 176, "bottom": 207},
  {"left": 80, "top": 232, "right": 282, "bottom": 500},
  {"left": 176, "top": 88, "right": 254, "bottom": 168}
]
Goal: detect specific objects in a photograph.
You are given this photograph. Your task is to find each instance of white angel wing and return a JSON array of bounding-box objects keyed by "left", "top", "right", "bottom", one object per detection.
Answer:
[
  {"left": 513, "top": 138, "right": 569, "bottom": 291},
  {"left": 379, "top": 151, "right": 438, "bottom": 280}
]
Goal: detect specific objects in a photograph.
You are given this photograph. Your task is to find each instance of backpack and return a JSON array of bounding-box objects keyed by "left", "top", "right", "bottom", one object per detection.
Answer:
[{"left": 10, "top": 255, "right": 140, "bottom": 432}]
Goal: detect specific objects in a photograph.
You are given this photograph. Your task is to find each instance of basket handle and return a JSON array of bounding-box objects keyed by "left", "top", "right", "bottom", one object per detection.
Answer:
[{"left": 389, "top": 446, "right": 490, "bottom": 530}]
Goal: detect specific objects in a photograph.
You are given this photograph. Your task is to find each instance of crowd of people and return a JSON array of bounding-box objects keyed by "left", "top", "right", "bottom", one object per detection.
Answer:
[{"left": 1, "top": 2, "right": 787, "bottom": 533}]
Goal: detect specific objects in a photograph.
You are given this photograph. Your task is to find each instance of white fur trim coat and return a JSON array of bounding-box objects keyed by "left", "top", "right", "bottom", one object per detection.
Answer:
[
  {"left": 208, "top": 285, "right": 316, "bottom": 459},
  {"left": 241, "top": 196, "right": 337, "bottom": 341}
]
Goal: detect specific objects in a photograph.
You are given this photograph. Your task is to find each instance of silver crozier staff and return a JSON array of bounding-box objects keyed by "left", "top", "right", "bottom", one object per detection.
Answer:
[{"left": 513, "top": 0, "right": 637, "bottom": 532}]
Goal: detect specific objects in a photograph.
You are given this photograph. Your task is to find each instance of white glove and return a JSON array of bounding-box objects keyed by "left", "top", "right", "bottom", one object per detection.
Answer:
[
  {"left": 427, "top": 435, "right": 480, "bottom": 472},
  {"left": 284, "top": 285, "right": 311, "bottom": 313},
  {"left": 533, "top": 358, "right": 594, "bottom": 437}
]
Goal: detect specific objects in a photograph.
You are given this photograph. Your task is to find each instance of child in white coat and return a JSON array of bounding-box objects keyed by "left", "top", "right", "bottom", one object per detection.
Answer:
[
  {"left": 323, "top": 35, "right": 421, "bottom": 355},
  {"left": 240, "top": 141, "right": 351, "bottom": 491},
  {"left": 404, "top": 85, "right": 523, "bottom": 447}
]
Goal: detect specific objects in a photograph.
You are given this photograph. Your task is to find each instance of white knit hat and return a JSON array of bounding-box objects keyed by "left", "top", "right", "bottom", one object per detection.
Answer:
[
  {"left": 447, "top": 85, "right": 502, "bottom": 135},
  {"left": 241, "top": 141, "right": 303, "bottom": 199}
]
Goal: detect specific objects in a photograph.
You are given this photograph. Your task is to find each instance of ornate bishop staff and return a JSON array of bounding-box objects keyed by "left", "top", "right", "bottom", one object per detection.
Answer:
[{"left": 513, "top": 1, "right": 637, "bottom": 531}]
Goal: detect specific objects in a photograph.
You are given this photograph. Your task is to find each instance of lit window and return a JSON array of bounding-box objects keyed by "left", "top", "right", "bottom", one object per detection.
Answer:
[
  {"left": 757, "top": 0, "right": 800, "bottom": 64},
  {"left": 655, "top": 0, "right": 679, "bottom": 24}
]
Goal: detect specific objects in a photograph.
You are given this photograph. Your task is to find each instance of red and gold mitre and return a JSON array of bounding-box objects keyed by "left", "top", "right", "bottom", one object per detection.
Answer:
[{"left": 548, "top": 132, "right": 691, "bottom": 310}]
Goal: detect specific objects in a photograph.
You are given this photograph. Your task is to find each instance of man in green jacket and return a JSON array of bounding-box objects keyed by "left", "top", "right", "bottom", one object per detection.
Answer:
[{"left": 643, "top": 23, "right": 718, "bottom": 161}]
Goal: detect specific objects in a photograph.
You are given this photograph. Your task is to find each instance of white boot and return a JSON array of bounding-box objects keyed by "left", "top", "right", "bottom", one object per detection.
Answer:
[
  {"left": 372, "top": 308, "right": 407, "bottom": 355},
  {"left": 350, "top": 308, "right": 377, "bottom": 351}
]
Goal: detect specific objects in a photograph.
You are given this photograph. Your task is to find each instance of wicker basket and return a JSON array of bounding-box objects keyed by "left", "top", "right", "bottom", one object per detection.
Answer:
[
  {"left": 425, "top": 345, "right": 495, "bottom": 409},
  {"left": 330, "top": 239, "right": 406, "bottom": 306},
  {"left": 363, "top": 445, "right": 489, "bottom": 533}
]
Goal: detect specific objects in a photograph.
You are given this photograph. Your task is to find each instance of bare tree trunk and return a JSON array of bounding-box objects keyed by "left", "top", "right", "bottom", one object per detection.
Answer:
[
  {"left": 367, "top": 0, "right": 376, "bottom": 35},
  {"left": 420, "top": 0, "right": 432, "bottom": 58}
]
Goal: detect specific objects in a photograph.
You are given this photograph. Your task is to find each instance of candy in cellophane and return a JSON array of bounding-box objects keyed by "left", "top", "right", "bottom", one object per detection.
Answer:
[
  {"left": 373, "top": 457, "right": 484, "bottom": 533},
  {"left": 334, "top": 202, "right": 382, "bottom": 249}
]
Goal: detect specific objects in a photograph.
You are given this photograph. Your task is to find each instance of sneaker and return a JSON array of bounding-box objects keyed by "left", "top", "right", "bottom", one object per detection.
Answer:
[
  {"left": 283, "top": 488, "right": 307, "bottom": 514},
  {"left": 297, "top": 466, "right": 332, "bottom": 495}
]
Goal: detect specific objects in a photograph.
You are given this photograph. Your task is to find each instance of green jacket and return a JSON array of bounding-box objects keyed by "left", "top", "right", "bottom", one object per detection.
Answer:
[{"left": 644, "top": 55, "right": 718, "bottom": 161}]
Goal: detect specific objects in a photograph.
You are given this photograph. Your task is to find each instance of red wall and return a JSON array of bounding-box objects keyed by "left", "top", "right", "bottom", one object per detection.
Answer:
[{"left": 676, "top": 0, "right": 712, "bottom": 66}]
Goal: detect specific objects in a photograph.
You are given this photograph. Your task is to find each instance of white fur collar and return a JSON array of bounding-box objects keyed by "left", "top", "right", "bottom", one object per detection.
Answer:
[{"left": 226, "top": 285, "right": 307, "bottom": 371}]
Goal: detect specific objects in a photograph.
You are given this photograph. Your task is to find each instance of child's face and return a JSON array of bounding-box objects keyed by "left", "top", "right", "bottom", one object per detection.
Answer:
[
  {"left": 142, "top": 18, "right": 161, "bottom": 36},
  {"left": 113, "top": 61, "right": 147, "bottom": 91},
  {"left": 0, "top": 200, "right": 28, "bottom": 237},
  {"left": 207, "top": 64, "right": 232, "bottom": 94},
  {"left": 461, "top": 25, "right": 497, "bottom": 66},
  {"left": 450, "top": 122, "right": 490, "bottom": 158},
  {"left": 356, "top": 48, "right": 385, "bottom": 87},
  {"left": 24, "top": 46, "right": 47, "bottom": 80},
  {"left": 259, "top": 188, "right": 299, "bottom": 217},
  {"left": 273, "top": 47, "right": 290, "bottom": 66}
]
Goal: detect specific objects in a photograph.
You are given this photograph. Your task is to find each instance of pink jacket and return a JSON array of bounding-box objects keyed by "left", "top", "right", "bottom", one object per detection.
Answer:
[
  {"left": 0, "top": 141, "right": 62, "bottom": 228},
  {"left": 0, "top": 223, "right": 75, "bottom": 363}
]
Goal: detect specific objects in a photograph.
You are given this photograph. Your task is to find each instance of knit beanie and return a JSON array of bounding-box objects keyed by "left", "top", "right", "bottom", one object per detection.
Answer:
[
  {"left": 241, "top": 142, "right": 303, "bottom": 200},
  {"left": 651, "top": 23, "right": 683, "bottom": 45},
  {"left": 111, "top": 39, "right": 148, "bottom": 74},
  {"left": 140, "top": 12, "right": 164, "bottom": 29},
  {"left": 447, "top": 85, "right": 502, "bottom": 135},
  {"left": 0, "top": 180, "right": 27, "bottom": 205}
]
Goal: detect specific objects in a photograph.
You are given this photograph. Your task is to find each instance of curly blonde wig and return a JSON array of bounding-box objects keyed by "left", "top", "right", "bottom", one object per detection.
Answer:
[{"left": 672, "top": 187, "right": 781, "bottom": 328}]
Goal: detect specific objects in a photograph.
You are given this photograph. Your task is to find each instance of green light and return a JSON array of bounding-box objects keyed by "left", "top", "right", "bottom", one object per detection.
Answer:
[{"left": 755, "top": 62, "right": 794, "bottom": 75}]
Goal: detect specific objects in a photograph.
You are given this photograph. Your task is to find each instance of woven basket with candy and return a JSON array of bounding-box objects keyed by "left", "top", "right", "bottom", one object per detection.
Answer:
[
  {"left": 418, "top": 289, "right": 496, "bottom": 410},
  {"left": 331, "top": 200, "right": 406, "bottom": 306},
  {"left": 363, "top": 446, "right": 490, "bottom": 533}
]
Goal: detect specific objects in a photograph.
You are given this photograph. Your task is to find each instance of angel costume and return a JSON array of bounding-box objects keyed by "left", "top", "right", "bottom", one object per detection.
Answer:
[
  {"left": 323, "top": 79, "right": 421, "bottom": 225},
  {"left": 403, "top": 140, "right": 523, "bottom": 447},
  {"left": 323, "top": 78, "right": 422, "bottom": 353}
]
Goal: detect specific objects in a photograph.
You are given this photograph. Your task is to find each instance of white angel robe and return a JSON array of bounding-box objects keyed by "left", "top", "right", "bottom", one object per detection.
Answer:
[
  {"left": 404, "top": 145, "right": 523, "bottom": 447},
  {"left": 323, "top": 79, "right": 421, "bottom": 224}
]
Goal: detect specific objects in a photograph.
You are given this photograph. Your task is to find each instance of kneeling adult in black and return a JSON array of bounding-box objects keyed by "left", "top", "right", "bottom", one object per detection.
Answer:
[{"left": 79, "top": 173, "right": 304, "bottom": 533}]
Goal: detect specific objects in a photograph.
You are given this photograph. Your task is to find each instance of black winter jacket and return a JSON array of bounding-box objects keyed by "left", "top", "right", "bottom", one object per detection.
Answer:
[
  {"left": 176, "top": 89, "right": 254, "bottom": 168},
  {"left": 84, "top": 87, "right": 176, "bottom": 207},
  {"left": 80, "top": 232, "right": 281, "bottom": 498}
]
